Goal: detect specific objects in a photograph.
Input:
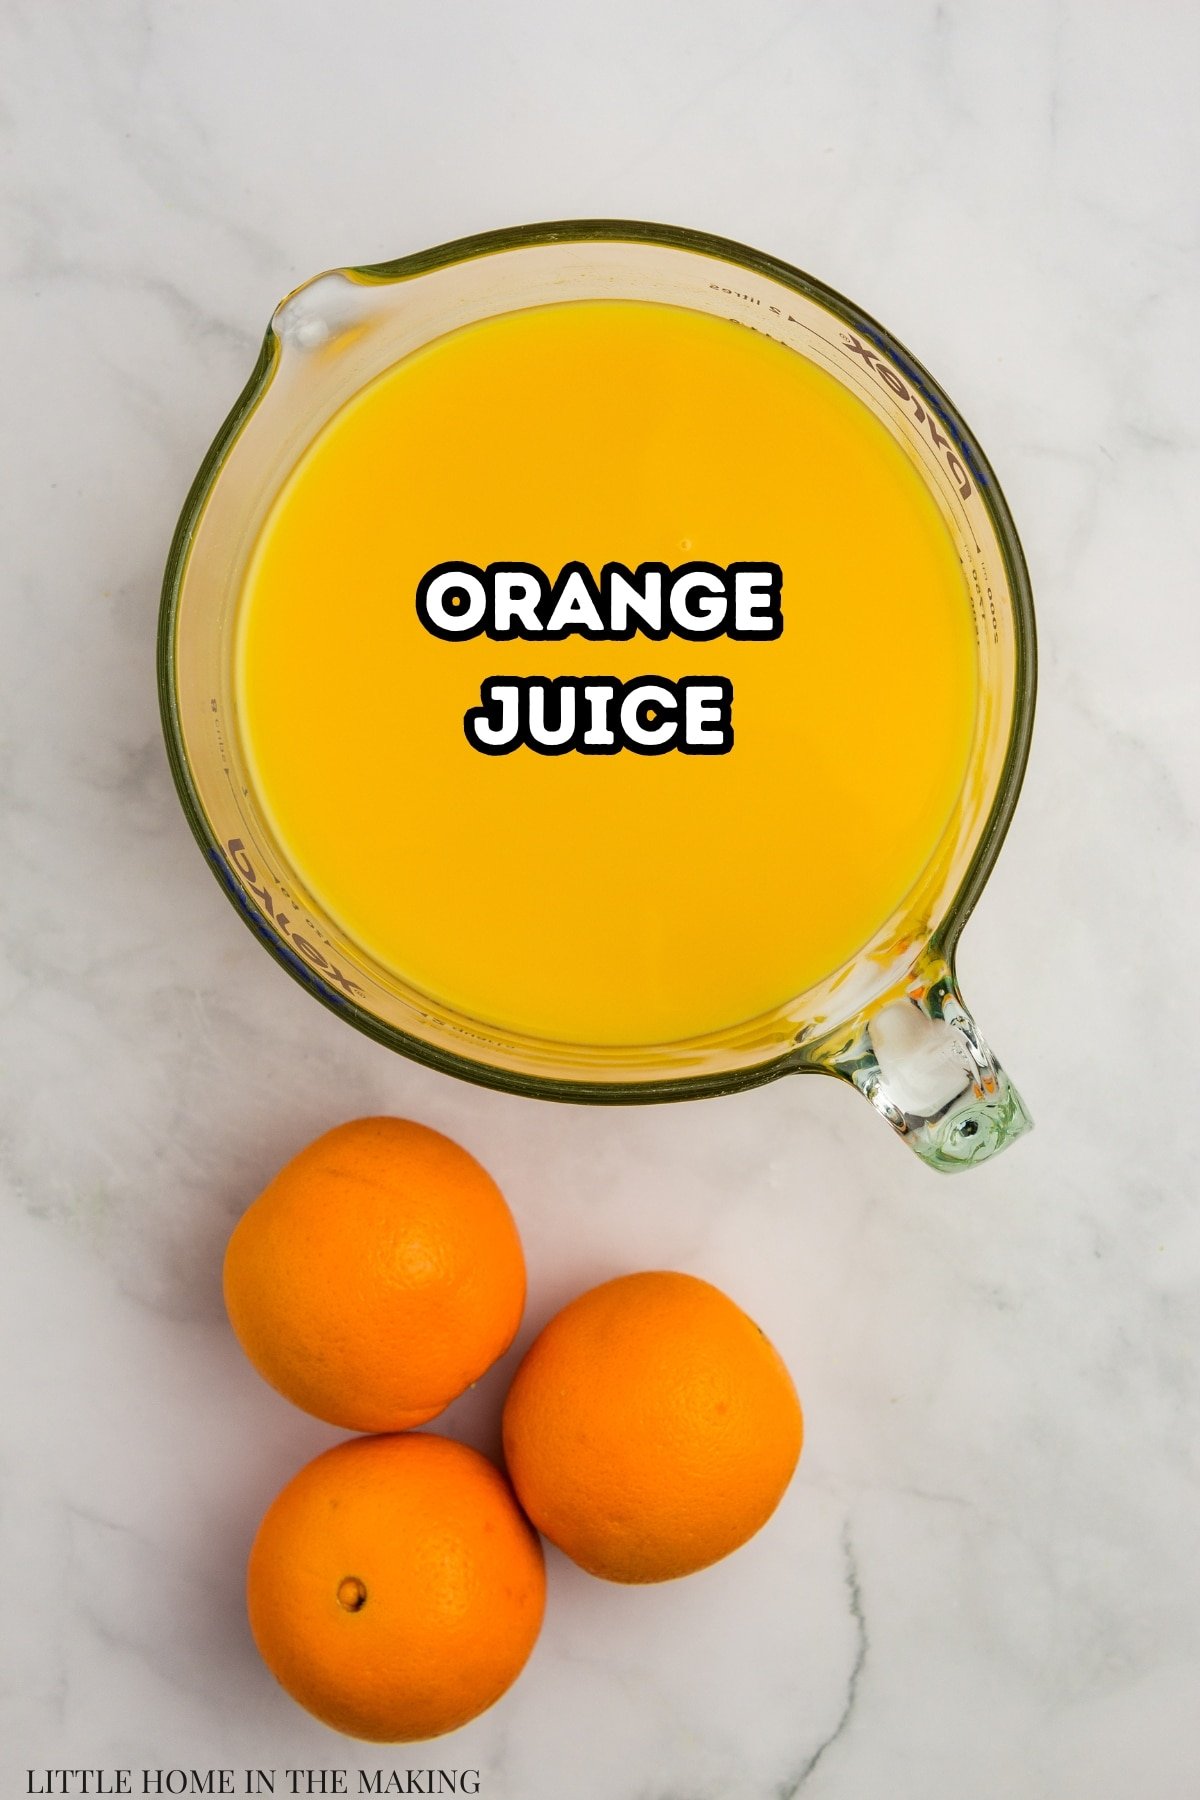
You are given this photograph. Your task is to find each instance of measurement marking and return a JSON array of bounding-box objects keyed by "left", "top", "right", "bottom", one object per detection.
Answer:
[
  {"left": 795, "top": 336, "right": 992, "bottom": 638},
  {"left": 805, "top": 324, "right": 983, "bottom": 555}
]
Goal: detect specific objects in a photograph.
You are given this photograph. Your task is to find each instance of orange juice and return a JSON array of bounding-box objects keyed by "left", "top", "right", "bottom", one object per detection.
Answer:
[{"left": 236, "top": 300, "right": 977, "bottom": 1046}]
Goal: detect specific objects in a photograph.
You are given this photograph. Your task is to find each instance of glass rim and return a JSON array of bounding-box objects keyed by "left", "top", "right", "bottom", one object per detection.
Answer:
[{"left": 158, "top": 216, "right": 1037, "bottom": 1104}]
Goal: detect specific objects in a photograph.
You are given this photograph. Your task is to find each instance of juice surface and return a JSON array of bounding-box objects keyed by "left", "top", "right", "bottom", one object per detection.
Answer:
[{"left": 237, "top": 300, "right": 977, "bottom": 1046}]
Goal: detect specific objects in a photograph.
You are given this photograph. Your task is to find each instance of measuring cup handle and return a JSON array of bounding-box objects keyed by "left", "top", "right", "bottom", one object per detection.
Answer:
[{"left": 815, "top": 955, "right": 1033, "bottom": 1172}]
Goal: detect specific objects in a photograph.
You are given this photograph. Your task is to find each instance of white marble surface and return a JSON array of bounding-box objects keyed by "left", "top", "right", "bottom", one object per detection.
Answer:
[{"left": 3, "top": 3, "right": 1199, "bottom": 1794}]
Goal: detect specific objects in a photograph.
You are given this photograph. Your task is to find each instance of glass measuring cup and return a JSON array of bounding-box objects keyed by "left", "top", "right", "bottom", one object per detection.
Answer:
[{"left": 159, "top": 220, "right": 1035, "bottom": 1171}]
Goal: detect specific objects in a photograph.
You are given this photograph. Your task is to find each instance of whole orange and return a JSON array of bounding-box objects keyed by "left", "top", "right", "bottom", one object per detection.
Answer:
[
  {"left": 224, "top": 1117, "right": 525, "bottom": 1431},
  {"left": 247, "top": 1433, "right": 545, "bottom": 1741},
  {"left": 502, "top": 1270, "right": 802, "bottom": 1583}
]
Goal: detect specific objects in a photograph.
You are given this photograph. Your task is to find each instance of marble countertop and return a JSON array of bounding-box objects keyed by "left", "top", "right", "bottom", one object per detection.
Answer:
[{"left": 3, "top": 4, "right": 1199, "bottom": 1795}]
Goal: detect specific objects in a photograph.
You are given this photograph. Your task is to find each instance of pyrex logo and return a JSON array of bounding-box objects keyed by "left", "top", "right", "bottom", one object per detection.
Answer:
[
  {"left": 842, "top": 333, "right": 975, "bottom": 501},
  {"left": 223, "top": 839, "right": 366, "bottom": 999}
]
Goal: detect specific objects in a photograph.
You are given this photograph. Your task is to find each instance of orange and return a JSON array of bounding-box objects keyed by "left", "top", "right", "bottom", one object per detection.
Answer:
[
  {"left": 502, "top": 1270, "right": 802, "bottom": 1583},
  {"left": 247, "top": 1433, "right": 546, "bottom": 1741},
  {"left": 223, "top": 1117, "right": 525, "bottom": 1431}
]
